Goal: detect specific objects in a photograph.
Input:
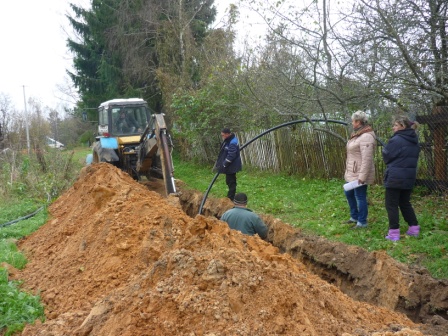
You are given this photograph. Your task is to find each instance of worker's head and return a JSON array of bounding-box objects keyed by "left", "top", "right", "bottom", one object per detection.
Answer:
[
  {"left": 120, "top": 111, "right": 126, "bottom": 118},
  {"left": 233, "top": 193, "right": 248, "bottom": 206},
  {"left": 221, "top": 127, "right": 231, "bottom": 139}
]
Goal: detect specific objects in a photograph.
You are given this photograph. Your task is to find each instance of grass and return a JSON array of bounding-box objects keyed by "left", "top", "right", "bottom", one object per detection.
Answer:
[
  {"left": 173, "top": 156, "right": 448, "bottom": 279},
  {"left": 0, "top": 147, "right": 91, "bottom": 335},
  {"left": 0, "top": 268, "right": 45, "bottom": 336},
  {"left": 0, "top": 200, "right": 48, "bottom": 335},
  {"left": 0, "top": 199, "right": 40, "bottom": 223}
]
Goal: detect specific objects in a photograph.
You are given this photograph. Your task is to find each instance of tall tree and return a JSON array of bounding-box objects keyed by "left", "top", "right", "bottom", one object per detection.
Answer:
[
  {"left": 66, "top": 0, "right": 217, "bottom": 113},
  {"left": 110, "top": 0, "right": 217, "bottom": 110},
  {"left": 237, "top": 0, "right": 377, "bottom": 122},
  {"left": 0, "top": 93, "right": 14, "bottom": 149},
  {"left": 67, "top": 0, "right": 124, "bottom": 112}
]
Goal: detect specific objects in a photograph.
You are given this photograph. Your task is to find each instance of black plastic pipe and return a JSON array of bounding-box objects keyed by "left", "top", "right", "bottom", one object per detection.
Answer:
[
  {"left": 0, "top": 194, "right": 51, "bottom": 228},
  {"left": 198, "top": 118, "right": 349, "bottom": 215},
  {"left": 0, "top": 206, "right": 45, "bottom": 228}
]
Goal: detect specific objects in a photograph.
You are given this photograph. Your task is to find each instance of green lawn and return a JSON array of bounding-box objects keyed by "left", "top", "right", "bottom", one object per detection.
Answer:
[{"left": 0, "top": 200, "right": 47, "bottom": 335}]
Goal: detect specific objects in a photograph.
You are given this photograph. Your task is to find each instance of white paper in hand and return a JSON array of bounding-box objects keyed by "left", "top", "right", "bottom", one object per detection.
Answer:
[{"left": 343, "top": 180, "right": 361, "bottom": 191}]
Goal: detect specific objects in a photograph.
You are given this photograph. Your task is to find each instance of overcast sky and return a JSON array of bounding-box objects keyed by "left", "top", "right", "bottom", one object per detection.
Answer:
[
  {"left": 0, "top": 0, "right": 86, "bottom": 110},
  {"left": 0, "top": 1, "right": 257, "bottom": 111}
]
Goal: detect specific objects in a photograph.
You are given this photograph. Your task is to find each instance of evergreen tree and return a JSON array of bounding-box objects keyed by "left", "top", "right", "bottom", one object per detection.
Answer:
[
  {"left": 66, "top": 0, "right": 217, "bottom": 113},
  {"left": 67, "top": 0, "right": 124, "bottom": 112}
]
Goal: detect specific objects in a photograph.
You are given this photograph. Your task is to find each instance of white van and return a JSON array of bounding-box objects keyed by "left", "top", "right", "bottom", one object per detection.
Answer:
[{"left": 46, "top": 137, "right": 65, "bottom": 149}]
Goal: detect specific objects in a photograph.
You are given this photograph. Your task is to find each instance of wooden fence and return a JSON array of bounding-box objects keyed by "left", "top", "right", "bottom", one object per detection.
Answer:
[
  {"left": 178, "top": 116, "right": 447, "bottom": 189},
  {"left": 236, "top": 124, "right": 384, "bottom": 183}
]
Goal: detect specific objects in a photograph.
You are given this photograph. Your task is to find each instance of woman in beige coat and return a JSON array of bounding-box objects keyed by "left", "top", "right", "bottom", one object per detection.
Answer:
[{"left": 344, "top": 111, "right": 376, "bottom": 228}]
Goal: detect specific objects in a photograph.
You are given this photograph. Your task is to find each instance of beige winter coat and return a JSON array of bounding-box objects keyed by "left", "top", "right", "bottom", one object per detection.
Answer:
[{"left": 344, "top": 131, "right": 376, "bottom": 184}]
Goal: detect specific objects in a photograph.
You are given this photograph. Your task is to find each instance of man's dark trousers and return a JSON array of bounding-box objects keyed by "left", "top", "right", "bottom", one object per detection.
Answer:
[{"left": 226, "top": 173, "right": 237, "bottom": 200}]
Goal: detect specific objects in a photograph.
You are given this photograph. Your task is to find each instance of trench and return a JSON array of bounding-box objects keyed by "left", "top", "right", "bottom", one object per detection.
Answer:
[{"left": 173, "top": 188, "right": 448, "bottom": 336}]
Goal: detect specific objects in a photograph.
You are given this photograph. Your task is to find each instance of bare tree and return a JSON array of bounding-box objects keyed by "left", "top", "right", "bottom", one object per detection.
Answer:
[
  {"left": 237, "top": 0, "right": 447, "bottom": 180},
  {"left": 104, "top": 0, "right": 217, "bottom": 108},
  {"left": 55, "top": 76, "right": 80, "bottom": 106},
  {"left": 344, "top": 0, "right": 448, "bottom": 181},
  {"left": 344, "top": 0, "right": 448, "bottom": 111},
  {"left": 0, "top": 93, "right": 14, "bottom": 150},
  {"left": 237, "top": 0, "right": 379, "bottom": 122}
]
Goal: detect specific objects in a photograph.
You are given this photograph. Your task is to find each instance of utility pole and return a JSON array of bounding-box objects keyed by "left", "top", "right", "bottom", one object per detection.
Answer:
[{"left": 22, "top": 85, "right": 31, "bottom": 154}]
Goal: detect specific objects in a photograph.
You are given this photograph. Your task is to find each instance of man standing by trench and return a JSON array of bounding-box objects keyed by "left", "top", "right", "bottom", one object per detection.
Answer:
[{"left": 215, "top": 128, "right": 242, "bottom": 201}]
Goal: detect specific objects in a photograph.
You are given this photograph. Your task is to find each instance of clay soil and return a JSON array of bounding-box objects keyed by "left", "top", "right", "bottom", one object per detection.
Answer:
[{"left": 10, "top": 163, "right": 447, "bottom": 335}]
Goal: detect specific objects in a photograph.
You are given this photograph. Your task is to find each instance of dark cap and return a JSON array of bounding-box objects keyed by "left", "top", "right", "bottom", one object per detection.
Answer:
[
  {"left": 233, "top": 193, "right": 248, "bottom": 205},
  {"left": 221, "top": 127, "right": 231, "bottom": 134}
]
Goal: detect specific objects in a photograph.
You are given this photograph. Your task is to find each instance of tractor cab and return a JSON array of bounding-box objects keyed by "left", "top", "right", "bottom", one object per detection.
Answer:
[{"left": 98, "top": 98, "right": 151, "bottom": 137}]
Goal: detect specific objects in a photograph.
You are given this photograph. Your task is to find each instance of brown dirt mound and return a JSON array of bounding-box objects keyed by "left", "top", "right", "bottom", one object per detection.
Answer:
[
  {"left": 15, "top": 163, "right": 424, "bottom": 335},
  {"left": 184, "top": 188, "right": 448, "bottom": 336}
]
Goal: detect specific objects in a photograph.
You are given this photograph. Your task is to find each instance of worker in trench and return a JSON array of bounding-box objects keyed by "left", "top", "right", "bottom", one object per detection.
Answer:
[{"left": 221, "top": 192, "right": 268, "bottom": 240}]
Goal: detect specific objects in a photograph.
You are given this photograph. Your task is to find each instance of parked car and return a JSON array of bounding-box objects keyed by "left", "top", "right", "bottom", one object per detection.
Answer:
[{"left": 46, "top": 137, "right": 65, "bottom": 149}]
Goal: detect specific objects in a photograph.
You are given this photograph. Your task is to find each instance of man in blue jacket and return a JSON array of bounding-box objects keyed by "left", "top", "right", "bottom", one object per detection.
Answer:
[
  {"left": 215, "top": 128, "right": 242, "bottom": 201},
  {"left": 221, "top": 193, "right": 268, "bottom": 240},
  {"left": 382, "top": 115, "right": 420, "bottom": 241}
]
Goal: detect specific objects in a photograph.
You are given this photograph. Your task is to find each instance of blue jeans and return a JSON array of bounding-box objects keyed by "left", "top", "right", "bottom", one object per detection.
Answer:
[{"left": 344, "top": 184, "right": 368, "bottom": 225}]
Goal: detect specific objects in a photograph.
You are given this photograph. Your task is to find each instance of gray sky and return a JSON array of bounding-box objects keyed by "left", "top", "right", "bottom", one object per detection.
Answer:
[
  {"left": 0, "top": 1, "right": 252, "bottom": 111},
  {"left": 0, "top": 0, "right": 82, "bottom": 110}
]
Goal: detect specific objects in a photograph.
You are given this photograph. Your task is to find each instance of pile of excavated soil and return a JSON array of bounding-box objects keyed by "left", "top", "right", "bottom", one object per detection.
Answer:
[
  {"left": 15, "top": 163, "right": 425, "bottom": 335},
  {"left": 180, "top": 185, "right": 448, "bottom": 336}
]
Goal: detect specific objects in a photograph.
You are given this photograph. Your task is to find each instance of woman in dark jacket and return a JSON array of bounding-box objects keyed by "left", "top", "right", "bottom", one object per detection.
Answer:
[{"left": 382, "top": 115, "right": 420, "bottom": 241}]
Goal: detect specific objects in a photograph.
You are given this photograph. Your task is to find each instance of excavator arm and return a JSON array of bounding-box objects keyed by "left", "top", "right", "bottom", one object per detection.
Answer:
[{"left": 136, "top": 114, "right": 177, "bottom": 196}]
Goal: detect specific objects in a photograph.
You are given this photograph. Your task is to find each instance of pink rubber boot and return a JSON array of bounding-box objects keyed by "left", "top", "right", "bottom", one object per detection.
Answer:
[
  {"left": 385, "top": 229, "right": 400, "bottom": 241},
  {"left": 406, "top": 225, "right": 420, "bottom": 237}
]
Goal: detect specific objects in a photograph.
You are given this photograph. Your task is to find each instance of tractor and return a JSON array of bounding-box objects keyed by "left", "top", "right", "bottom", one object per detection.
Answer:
[{"left": 90, "top": 98, "right": 176, "bottom": 196}]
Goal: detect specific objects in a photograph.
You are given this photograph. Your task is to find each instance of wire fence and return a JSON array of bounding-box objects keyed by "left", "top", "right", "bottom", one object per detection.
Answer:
[{"left": 413, "top": 106, "right": 448, "bottom": 190}]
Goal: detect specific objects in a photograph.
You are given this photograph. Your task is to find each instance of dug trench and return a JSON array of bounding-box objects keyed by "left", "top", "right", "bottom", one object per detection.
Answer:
[
  {"left": 11, "top": 163, "right": 447, "bottom": 335},
  {"left": 179, "top": 188, "right": 448, "bottom": 336}
]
